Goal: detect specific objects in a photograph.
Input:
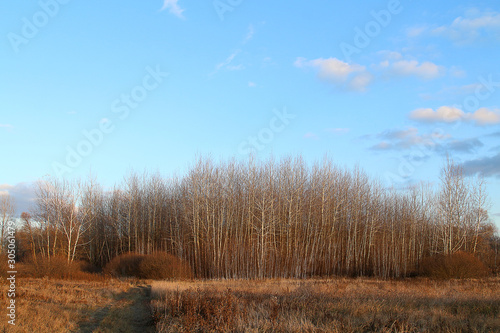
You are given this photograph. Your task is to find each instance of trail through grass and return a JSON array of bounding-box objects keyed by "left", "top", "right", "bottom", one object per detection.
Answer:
[{"left": 77, "top": 285, "right": 155, "bottom": 333}]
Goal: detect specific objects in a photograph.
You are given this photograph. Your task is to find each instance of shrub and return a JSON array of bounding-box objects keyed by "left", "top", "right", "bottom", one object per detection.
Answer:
[
  {"left": 103, "top": 252, "right": 192, "bottom": 280},
  {"left": 0, "top": 254, "right": 10, "bottom": 279},
  {"left": 139, "top": 252, "right": 192, "bottom": 280},
  {"left": 103, "top": 252, "right": 144, "bottom": 278},
  {"left": 19, "top": 255, "right": 104, "bottom": 281},
  {"left": 420, "top": 251, "right": 490, "bottom": 279}
]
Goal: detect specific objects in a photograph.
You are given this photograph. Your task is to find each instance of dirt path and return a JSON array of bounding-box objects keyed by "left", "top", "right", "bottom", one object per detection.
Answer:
[{"left": 77, "top": 285, "right": 155, "bottom": 333}]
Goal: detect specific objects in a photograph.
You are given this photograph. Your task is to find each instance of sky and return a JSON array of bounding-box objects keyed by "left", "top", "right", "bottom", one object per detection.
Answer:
[{"left": 0, "top": 0, "right": 499, "bottom": 229}]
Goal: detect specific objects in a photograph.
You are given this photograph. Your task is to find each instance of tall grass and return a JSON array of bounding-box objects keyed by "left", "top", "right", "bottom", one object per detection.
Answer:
[
  {"left": 151, "top": 278, "right": 500, "bottom": 332},
  {"left": 0, "top": 278, "right": 131, "bottom": 332}
]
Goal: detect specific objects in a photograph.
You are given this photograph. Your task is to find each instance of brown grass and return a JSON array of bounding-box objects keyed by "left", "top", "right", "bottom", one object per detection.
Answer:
[
  {"left": 1, "top": 277, "right": 498, "bottom": 332},
  {"left": 0, "top": 277, "right": 132, "bottom": 332},
  {"left": 151, "top": 278, "right": 500, "bottom": 332}
]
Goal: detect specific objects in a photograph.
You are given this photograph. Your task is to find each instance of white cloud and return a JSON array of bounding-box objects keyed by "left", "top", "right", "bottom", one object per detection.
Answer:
[
  {"left": 410, "top": 106, "right": 465, "bottom": 123},
  {"left": 389, "top": 60, "right": 444, "bottom": 80},
  {"left": 0, "top": 183, "right": 36, "bottom": 216},
  {"left": 432, "top": 10, "right": 500, "bottom": 43},
  {"left": 409, "top": 106, "right": 500, "bottom": 125},
  {"left": 296, "top": 53, "right": 446, "bottom": 91},
  {"left": 0, "top": 184, "right": 14, "bottom": 192},
  {"left": 470, "top": 107, "right": 500, "bottom": 125},
  {"left": 160, "top": 0, "right": 185, "bottom": 19},
  {"left": 349, "top": 72, "right": 373, "bottom": 91},
  {"left": 248, "top": 82, "right": 256, "bottom": 87},
  {"left": 375, "top": 52, "right": 445, "bottom": 80},
  {"left": 295, "top": 57, "right": 372, "bottom": 91},
  {"left": 0, "top": 124, "right": 13, "bottom": 130}
]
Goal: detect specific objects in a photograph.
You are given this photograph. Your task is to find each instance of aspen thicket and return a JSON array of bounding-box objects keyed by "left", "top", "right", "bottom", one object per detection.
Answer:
[{"left": 17, "top": 155, "right": 498, "bottom": 278}]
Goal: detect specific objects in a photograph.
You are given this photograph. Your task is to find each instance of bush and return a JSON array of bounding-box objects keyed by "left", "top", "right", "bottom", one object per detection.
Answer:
[
  {"left": 0, "top": 254, "right": 10, "bottom": 279},
  {"left": 103, "top": 252, "right": 144, "bottom": 278},
  {"left": 104, "top": 252, "right": 192, "bottom": 280},
  {"left": 139, "top": 252, "right": 192, "bottom": 280},
  {"left": 19, "top": 255, "right": 104, "bottom": 281},
  {"left": 420, "top": 251, "right": 490, "bottom": 279}
]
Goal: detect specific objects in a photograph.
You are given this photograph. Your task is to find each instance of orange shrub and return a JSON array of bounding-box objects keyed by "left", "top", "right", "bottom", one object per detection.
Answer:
[
  {"left": 420, "top": 251, "right": 490, "bottom": 279},
  {"left": 103, "top": 252, "right": 192, "bottom": 280},
  {"left": 0, "top": 254, "right": 10, "bottom": 279},
  {"left": 19, "top": 255, "right": 104, "bottom": 281},
  {"left": 103, "top": 252, "right": 144, "bottom": 277},
  {"left": 139, "top": 252, "right": 192, "bottom": 280}
]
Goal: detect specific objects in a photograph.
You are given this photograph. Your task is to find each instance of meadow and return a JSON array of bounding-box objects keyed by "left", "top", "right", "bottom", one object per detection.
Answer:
[
  {"left": 1, "top": 277, "right": 499, "bottom": 332},
  {"left": 150, "top": 278, "right": 500, "bottom": 332},
  {"left": 0, "top": 278, "right": 153, "bottom": 333}
]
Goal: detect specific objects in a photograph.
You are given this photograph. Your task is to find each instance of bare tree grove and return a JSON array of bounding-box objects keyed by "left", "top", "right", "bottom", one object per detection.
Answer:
[{"left": 14, "top": 156, "right": 499, "bottom": 278}]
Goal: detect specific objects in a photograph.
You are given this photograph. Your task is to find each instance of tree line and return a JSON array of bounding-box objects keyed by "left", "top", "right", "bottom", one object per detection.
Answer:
[{"left": 5, "top": 155, "right": 499, "bottom": 279}]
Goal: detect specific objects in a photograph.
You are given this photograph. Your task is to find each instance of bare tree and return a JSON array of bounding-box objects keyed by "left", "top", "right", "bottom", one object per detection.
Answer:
[
  {"left": 23, "top": 154, "right": 498, "bottom": 278},
  {"left": 0, "top": 194, "right": 15, "bottom": 253}
]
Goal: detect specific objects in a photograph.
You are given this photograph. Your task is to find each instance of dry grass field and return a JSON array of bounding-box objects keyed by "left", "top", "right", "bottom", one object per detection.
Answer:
[
  {"left": 0, "top": 277, "right": 499, "bottom": 332},
  {"left": 0, "top": 277, "right": 154, "bottom": 333},
  {"left": 151, "top": 278, "right": 500, "bottom": 333}
]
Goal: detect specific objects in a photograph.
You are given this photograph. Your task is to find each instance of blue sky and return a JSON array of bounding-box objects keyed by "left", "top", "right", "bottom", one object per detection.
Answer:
[{"left": 1, "top": 0, "right": 499, "bottom": 229}]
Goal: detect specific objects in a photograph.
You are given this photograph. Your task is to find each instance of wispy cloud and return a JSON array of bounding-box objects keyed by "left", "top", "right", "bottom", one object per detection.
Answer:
[
  {"left": 0, "top": 124, "right": 13, "bottom": 130},
  {"left": 420, "top": 83, "right": 482, "bottom": 101},
  {"left": 294, "top": 57, "right": 373, "bottom": 91},
  {"left": 304, "top": 132, "right": 319, "bottom": 140},
  {"left": 248, "top": 82, "right": 256, "bottom": 88},
  {"left": 211, "top": 25, "right": 256, "bottom": 76},
  {"left": 462, "top": 153, "right": 500, "bottom": 178},
  {"left": 406, "top": 26, "right": 427, "bottom": 38},
  {"left": 366, "top": 127, "right": 483, "bottom": 155},
  {"left": 211, "top": 50, "right": 243, "bottom": 75},
  {"left": 243, "top": 24, "right": 255, "bottom": 44},
  {"left": 449, "top": 66, "right": 467, "bottom": 78},
  {"left": 160, "top": 0, "right": 185, "bottom": 19},
  {"left": 368, "top": 127, "right": 449, "bottom": 151},
  {"left": 433, "top": 9, "right": 500, "bottom": 44},
  {"left": 406, "top": 9, "right": 500, "bottom": 44},
  {"left": 409, "top": 106, "right": 500, "bottom": 125},
  {"left": 444, "top": 138, "right": 484, "bottom": 154}
]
